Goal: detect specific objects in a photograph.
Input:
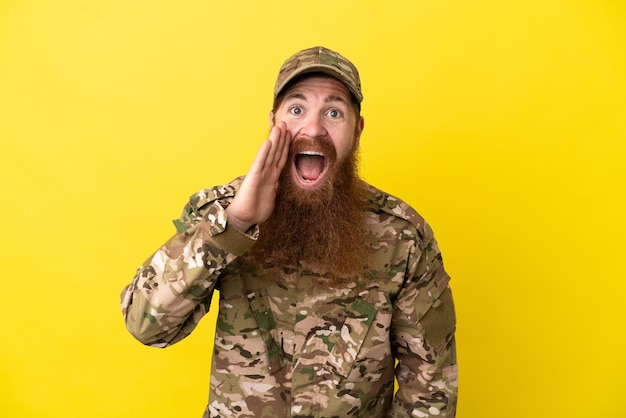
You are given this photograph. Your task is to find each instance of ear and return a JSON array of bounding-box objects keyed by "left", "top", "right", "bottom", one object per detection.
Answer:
[
  {"left": 269, "top": 111, "right": 275, "bottom": 129},
  {"left": 355, "top": 116, "right": 365, "bottom": 147}
]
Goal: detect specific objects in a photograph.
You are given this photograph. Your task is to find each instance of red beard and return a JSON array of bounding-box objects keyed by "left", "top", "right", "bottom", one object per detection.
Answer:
[{"left": 241, "top": 137, "right": 369, "bottom": 286}]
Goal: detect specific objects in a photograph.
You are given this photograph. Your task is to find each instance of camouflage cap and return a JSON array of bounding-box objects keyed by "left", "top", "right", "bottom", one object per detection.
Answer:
[{"left": 274, "top": 46, "right": 363, "bottom": 103}]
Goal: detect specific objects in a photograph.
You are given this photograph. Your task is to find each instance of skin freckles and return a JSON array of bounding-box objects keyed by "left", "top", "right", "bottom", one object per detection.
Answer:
[{"left": 270, "top": 76, "right": 364, "bottom": 169}]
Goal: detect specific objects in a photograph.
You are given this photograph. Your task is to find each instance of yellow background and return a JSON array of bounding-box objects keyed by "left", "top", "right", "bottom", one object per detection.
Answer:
[{"left": 1, "top": 1, "right": 625, "bottom": 417}]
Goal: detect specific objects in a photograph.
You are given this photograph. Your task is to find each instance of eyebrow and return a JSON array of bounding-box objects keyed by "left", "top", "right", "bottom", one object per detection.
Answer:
[
  {"left": 325, "top": 95, "right": 349, "bottom": 105},
  {"left": 283, "top": 92, "right": 307, "bottom": 102}
]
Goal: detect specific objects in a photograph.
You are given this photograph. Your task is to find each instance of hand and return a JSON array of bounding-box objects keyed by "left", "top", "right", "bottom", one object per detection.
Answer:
[{"left": 226, "top": 122, "right": 291, "bottom": 232}]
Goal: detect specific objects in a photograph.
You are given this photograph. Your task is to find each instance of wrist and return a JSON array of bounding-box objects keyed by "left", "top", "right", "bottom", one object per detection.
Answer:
[{"left": 225, "top": 207, "right": 254, "bottom": 233}]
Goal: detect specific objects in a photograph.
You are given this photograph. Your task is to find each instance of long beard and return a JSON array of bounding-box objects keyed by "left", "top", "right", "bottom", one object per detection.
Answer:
[{"left": 241, "top": 140, "right": 369, "bottom": 287}]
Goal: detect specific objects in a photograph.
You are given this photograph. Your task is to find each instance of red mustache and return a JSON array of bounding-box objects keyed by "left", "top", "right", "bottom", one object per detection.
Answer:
[{"left": 289, "top": 136, "right": 337, "bottom": 163}]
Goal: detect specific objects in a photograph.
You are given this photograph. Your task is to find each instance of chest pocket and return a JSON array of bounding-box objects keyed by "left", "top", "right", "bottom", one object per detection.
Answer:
[
  {"left": 246, "top": 288, "right": 287, "bottom": 375},
  {"left": 246, "top": 285, "right": 393, "bottom": 382},
  {"left": 326, "top": 299, "right": 385, "bottom": 381}
]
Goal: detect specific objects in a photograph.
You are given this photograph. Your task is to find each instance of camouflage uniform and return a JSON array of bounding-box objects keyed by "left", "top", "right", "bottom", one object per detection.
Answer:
[{"left": 121, "top": 177, "right": 458, "bottom": 418}]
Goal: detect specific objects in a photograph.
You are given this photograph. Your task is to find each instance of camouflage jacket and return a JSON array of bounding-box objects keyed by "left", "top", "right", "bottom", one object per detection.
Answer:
[{"left": 121, "top": 177, "right": 457, "bottom": 417}]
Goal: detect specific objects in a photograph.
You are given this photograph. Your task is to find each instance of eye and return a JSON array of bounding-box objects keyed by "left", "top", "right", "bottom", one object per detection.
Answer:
[
  {"left": 289, "top": 106, "right": 303, "bottom": 115},
  {"left": 327, "top": 109, "right": 342, "bottom": 118}
]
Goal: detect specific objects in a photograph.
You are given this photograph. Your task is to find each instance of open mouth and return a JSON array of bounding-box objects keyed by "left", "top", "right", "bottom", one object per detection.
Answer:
[{"left": 294, "top": 151, "right": 328, "bottom": 187}]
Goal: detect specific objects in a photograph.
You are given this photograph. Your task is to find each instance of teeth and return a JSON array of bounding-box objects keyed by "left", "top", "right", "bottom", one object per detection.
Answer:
[{"left": 298, "top": 151, "right": 324, "bottom": 157}]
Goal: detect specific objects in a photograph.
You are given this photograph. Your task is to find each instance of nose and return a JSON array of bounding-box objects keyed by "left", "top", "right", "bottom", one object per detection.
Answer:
[{"left": 299, "top": 113, "right": 327, "bottom": 139}]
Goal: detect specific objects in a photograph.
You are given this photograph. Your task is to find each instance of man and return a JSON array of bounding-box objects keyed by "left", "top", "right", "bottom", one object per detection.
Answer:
[{"left": 121, "top": 46, "right": 458, "bottom": 417}]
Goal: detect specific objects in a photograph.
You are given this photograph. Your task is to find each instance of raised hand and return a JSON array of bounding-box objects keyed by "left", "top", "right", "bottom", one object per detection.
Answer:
[{"left": 226, "top": 122, "right": 292, "bottom": 232}]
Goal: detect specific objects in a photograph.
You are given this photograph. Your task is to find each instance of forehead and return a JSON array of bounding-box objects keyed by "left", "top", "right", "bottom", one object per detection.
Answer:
[{"left": 281, "top": 75, "right": 352, "bottom": 103}]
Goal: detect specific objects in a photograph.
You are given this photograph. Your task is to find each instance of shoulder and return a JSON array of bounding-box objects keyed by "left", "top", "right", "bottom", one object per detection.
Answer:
[
  {"left": 186, "top": 176, "right": 244, "bottom": 212},
  {"left": 363, "top": 181, "right": 433, "bottom": 243},
  {"left": 173, "top": 177, "right": 244, "bottom": 232}
]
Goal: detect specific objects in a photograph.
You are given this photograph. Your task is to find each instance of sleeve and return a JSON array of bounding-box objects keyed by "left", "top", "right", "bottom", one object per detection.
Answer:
[
  {"left": 390, "top": 222, "right": 458, "bottom": 417},
  {"left": 120, "top": 189, "right": 258, "bottom": 348}
]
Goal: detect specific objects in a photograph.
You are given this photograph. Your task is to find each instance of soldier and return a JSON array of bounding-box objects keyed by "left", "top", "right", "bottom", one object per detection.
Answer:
[{"left": 121, "top": 46, "right": 458, "bottom": 417}]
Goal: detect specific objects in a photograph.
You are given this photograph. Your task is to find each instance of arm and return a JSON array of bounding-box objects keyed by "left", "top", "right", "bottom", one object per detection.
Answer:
[
  {"left": 120, "top": 123, "right": 291, "bottom": 347},
  {"left": 390, "top": 224, "right": 458, "bottom": 417},
  {"left": 120, "top": 193, "right": 257, "bottom": 347}
]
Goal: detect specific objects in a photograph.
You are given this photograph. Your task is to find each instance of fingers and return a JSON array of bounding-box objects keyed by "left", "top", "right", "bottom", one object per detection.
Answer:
[
  {"left": 266, "top": 122, "right": 290, "bottom": 170},
  {"left": 274, "top": 122, "right": 292, "bottom": 171},
  {"left": 249, "top": 138, "right": 272, "bottom": 177},
  {"left": 264, "top": 125, "right": 280, "bottom": 170},
  {"left": 246, "top": 122, "right": 291, "bottom": 184}
]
